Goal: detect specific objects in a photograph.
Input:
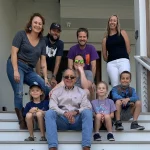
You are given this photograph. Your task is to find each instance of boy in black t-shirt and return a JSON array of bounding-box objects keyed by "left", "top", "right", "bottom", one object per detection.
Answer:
[{"left": 36, "top": 23, "right": 64, "bottom": 87}]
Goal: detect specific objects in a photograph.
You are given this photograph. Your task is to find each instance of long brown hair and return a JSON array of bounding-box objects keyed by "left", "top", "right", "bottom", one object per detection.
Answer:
[
  {"left": 104, "top": 15, "right": 121, "bottom": 38},
  {"left": 25, "top": 13, "right": 45, "bottom": 37}
]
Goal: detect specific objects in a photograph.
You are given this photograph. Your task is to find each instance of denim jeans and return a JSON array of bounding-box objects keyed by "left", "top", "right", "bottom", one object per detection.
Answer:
[
  {"left": 45, "top": 109, "right": 93, "bottom": 149},
  {"left": 7, "top": 58, "right": 51, "bottom": 109}
]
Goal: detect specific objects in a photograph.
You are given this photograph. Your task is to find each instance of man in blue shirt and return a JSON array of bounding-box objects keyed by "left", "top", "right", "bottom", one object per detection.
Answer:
[{"left": 111, "top": 71, "right": 145, "bottom": 130}]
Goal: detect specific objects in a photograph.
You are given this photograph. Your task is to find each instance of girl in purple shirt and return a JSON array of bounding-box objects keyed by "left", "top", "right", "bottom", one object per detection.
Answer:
[{"left": 91, "top": 81, "right": 116, "bottom": 141}]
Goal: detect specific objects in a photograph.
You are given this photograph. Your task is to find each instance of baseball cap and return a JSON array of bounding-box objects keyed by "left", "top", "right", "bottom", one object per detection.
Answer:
[
  {"left": 30, "top": 81, "right": 42, "bottom": 90},
  {"left": 50, "top": 23, "right": 61, "bottom": 32}
]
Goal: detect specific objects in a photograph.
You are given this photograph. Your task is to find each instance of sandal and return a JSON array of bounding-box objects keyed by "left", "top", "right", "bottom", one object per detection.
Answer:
[
  {"left": 24, "top": 136, "right": 34, "bottom": 141},
  {"left": 39, "top": 136, "right": 47, "bottom": 141}
]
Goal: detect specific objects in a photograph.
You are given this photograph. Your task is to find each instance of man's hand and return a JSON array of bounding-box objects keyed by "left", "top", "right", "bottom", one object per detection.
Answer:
[
  {"left": 50, "top": 77, "right": 57, "bottom": 88},
  {"left": 64, "top": 111, "right": 77, "bottom": 124},
  {"left": 44, "top": 78, "right": 50, "bottom": 86}
]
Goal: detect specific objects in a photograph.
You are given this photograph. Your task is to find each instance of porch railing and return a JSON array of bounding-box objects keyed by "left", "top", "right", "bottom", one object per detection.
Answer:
[{"left": 134, "top": 56, "right": 150, "bottom": 112}]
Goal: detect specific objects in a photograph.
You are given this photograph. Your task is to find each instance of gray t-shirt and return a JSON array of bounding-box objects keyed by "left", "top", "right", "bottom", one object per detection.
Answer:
[
  {"left": 75, "top": 70, "right": 93, "bottom": 88},
  {"left": 12, "top": 30, "right": 46, "bottom": 68},
  {"left": 91, "top": 98, "right": 116, "bottom": 114}
]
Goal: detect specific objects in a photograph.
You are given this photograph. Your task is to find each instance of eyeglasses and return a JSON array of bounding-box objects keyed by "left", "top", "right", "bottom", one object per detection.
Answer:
[
  {"left": 74, "top": 59, "right": 84, "bottom": 64},
  {"left": 64, "top": 76, "right": 76, "bottom": 80}
]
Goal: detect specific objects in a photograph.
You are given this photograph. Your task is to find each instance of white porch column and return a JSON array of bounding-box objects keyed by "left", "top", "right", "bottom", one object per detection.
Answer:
[{"left": 134, "top": 0, "right": 148, "bottom": 112}]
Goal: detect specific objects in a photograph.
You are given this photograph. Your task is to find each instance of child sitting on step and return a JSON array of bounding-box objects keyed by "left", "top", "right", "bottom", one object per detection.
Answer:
[
  {"left": 111, "top": 71, "right": 145, "bottom": 130},
  {"left": 23, "top": 82, "right": 49, "bottom": 141},
  {"left": 91, "top": 81, "right": 116, "bottom": 141}
]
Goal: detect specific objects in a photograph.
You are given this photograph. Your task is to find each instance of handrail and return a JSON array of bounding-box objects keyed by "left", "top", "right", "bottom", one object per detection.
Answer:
[{"left": 134, "top": 56, "right": 150, "bottom": 71}]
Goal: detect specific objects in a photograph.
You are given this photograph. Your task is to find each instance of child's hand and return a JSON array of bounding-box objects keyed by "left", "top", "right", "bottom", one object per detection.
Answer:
[
  {"left": 29, "top": 107, "right": 37, "bottom": 113},
  {"left": 101, "top": 113, "right": 105, "bottom": 123},
  {"left": 122, "top": 98, "right": 130, "bottom": 106}
]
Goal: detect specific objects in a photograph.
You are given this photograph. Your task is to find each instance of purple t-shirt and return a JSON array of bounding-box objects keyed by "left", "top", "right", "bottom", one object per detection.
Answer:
[
  {"left": 67, "top": 44, "right": 99, "bottom": 70},
  {"left": 91, "top": 98, "right": 116, "bottom": 114}
]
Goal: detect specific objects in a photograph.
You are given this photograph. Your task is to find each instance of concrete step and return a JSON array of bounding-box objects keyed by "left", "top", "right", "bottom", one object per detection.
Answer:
[
  {"left": 0, "top": 112, "right": 150, "bottom": 120},
  {"left": 0, "top": 130, "right": 149, "bottom": 141},
  {"left": 0, "top": 141, "right": 150, "bottom": 150},
  {"left": 0, "top": 119, "right": 148, "bottom": 130}
]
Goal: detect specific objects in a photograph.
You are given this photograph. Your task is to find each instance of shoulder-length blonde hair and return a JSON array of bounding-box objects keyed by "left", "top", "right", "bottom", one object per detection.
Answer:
[
  {"left": 25, "top": 13, "right": 45, "bottom": 37},
  {"left": 104, "top": 15, "right": 121, "bottom": 38}
]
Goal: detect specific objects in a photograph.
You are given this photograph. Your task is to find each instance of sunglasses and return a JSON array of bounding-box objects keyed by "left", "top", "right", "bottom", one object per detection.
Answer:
[
  {"left": 74, "top": 59, "right": 84, "bottom": 64},
  {"left": 64, "top": 76, "right": 76, "bottom": 80}
]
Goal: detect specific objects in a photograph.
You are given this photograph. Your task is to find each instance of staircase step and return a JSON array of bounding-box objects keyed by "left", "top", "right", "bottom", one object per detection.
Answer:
[
  {"left": 0, "top": 141, "right": 150, "bottom": 150},
  {"left": 0, "top": 112, "right": 150, "bottom": 120},
  {"left": 0, "top": 130, "right": 149, "bottom": 141},
  {"left": 0, "top": 119, "right": 148, "bottom": 130}
]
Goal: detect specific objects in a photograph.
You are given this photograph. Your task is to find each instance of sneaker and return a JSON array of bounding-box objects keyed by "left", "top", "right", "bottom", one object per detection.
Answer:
[
  {"left": 39, "top": 136, "right": 47, "bottom": 141},
  {"left": 115, "top": 120, "right": 124, "bottom": 130},
  {"left": 131, "top": 121, "right": 145, "bottom": 130},
  {"left": 93, "top": 133, "right": 101, "bottom": 141},
  {"left": 107, "top": 133, "right": 115, "bottom": 141},
  {"left": 24, "top": 136, "right": 34, "bottom": 141}
]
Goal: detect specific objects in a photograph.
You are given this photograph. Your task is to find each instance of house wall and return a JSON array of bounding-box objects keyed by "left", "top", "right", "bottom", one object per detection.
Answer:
[{"left": 0, "top": 0, "right": 17, "bottom": 110}]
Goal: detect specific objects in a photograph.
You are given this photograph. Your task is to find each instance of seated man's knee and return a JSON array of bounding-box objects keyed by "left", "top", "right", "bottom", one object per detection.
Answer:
[
  {"left": 45, "top": 109, "right": 56, "bottom": 119},
  {"left": 81, "top": 109, "right": 92, "bottom": 117}
]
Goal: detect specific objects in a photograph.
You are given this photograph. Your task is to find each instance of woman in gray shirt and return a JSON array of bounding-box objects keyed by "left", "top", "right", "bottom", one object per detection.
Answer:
[{"left": 6, "top": 13, "right": 50, "bottom": 129}]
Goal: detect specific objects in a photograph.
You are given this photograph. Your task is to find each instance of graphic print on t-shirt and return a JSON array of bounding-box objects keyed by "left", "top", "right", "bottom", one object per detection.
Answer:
[
  {"left": 46, "top": 45, "right": 57, "bottom": 57},
  {"left": 85, "top": 54, "right": 90, "bottom": 65},
  {"left": 95, "top": 104, "right": 109, "bottom": 114}
]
